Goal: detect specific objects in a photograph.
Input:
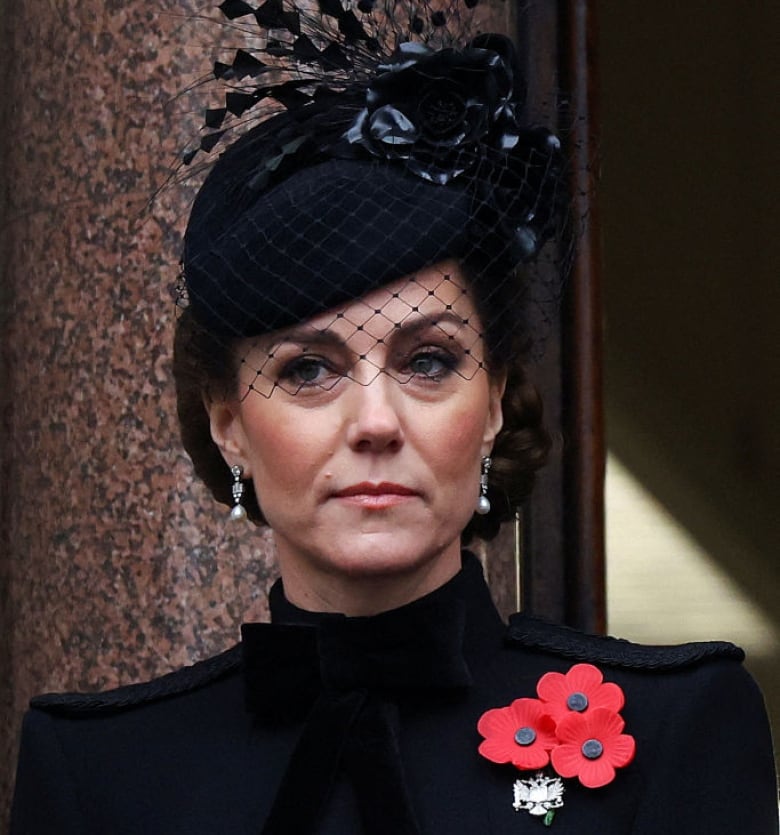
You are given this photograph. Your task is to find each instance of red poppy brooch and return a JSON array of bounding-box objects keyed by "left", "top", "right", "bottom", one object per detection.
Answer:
[{"left": 477, "top": 663, "right": 636, "bottom": 825}]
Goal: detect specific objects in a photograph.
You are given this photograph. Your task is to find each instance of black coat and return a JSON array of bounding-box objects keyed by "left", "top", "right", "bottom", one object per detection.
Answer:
[{"left": 11, "top": 555, "right": 778, "bottom": 834}]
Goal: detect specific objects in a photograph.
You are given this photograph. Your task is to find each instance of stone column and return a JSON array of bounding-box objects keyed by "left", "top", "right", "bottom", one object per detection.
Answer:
[
  {"left": 0, "top": 0, "right": 519, "bottom": 824},
  {"left": 0, "top": 1, "right": 277, "bottom": 822}
]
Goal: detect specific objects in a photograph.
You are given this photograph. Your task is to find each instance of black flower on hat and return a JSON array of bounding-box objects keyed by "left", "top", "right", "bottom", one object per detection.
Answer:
[{"left": 344, "top": 38, "right": 520, "bottom": 184}]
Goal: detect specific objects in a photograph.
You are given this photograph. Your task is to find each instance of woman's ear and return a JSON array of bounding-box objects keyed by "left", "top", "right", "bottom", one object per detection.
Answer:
[
  {"left": 483, "top": 370, "right": 507, "bottom": 453},
  {"left": 205, "top": 397, "right": 252, "bottom": 478}
]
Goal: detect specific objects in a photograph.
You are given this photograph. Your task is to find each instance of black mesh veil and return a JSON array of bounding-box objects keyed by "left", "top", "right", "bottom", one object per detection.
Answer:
[{"left": 174, "top": 0, "right": 573, "bottom": 538}]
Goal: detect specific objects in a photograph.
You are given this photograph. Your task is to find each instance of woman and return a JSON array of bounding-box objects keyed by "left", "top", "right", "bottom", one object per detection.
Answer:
[{"left": 11, "top": 2, "right": 777, "bottom": 832}]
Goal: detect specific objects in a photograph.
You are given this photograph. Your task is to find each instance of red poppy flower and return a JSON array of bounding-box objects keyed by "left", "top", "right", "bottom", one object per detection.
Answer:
[
  {"left": 477, "top": 698, "right": 558, "bottom": 770},
  {"left": 550, "top": 707, "right": 636, "bottom": 788},
  {"left": 536, "top": 663, "right": 624, "bottom": 723}
]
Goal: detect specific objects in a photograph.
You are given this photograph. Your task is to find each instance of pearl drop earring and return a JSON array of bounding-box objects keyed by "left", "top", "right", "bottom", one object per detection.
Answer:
[
  {"left": 230, "top": 464, "right": 248, "bottom": 521},
  {"left": 476, "top": 456, "right": 492, "bottom": 515}
]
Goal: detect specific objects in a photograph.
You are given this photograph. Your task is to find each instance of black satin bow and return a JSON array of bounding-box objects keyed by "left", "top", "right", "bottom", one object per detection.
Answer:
[{"left": 241, "top": 566, "right": 477, "bottom": 835}]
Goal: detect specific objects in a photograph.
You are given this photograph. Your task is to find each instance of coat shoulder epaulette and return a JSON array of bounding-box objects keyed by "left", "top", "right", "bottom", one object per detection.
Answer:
[
  {"left": 506, "top": 613, "right": 745, "bottom": 671},
  {"left": 29, "top": 644, "right": 242, "bottom": 718}
]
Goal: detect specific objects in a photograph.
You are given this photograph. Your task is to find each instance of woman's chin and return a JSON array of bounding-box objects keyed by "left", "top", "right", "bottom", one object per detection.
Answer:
[
  {"left": 329, "top": 531, "right": 456, "bottom": 576},
  {"left": 276, "top": 526, "right": 462, "bottom": 586},
  {"left": 290, "top": 532, "right": 463, "bottom": 615}
]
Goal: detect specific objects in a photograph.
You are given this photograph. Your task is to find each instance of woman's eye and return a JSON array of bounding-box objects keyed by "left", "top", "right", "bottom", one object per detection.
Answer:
[
  {"left": 407, "top": 350, "right": 457, "bottom": 379},
  {"left": 279, "top": 356, "right": 335, "bottom": 387}
]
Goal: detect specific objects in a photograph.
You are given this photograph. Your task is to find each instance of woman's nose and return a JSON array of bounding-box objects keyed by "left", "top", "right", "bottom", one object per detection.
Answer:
[{"left": 345, "top": 371, "right": 404, "bottom": 452}]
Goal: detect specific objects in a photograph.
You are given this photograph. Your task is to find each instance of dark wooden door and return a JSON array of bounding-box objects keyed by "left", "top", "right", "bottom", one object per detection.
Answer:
[{"left": 481, "top": 1, "right": 605, "bottom": 633}]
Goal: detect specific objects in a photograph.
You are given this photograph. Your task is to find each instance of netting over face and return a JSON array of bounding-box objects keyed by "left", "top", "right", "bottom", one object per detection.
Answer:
[{"left": 235, "top": 263, "right": 486, "bottom": 400}]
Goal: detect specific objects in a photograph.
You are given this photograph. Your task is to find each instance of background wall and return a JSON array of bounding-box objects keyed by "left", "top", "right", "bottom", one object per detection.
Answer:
[
  {"left": 0, "top": 1, "right": 278, "bottom": 825},
  {"left": 596, "top": 0, "right": 779, "bottom": 751}
]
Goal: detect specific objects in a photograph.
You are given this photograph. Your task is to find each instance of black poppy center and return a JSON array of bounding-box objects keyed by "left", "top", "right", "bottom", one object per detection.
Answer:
[
  {"left": 567, "top": 691, "right": 589, "bottom": 712},
  {"left": 417, "top": 83, "right": 467, "bottom": 137},
  {"left": 514, "top": 726, "right": 537, "bottom": 746},
  {"left": 581, "top": 738, "right": 604, "bottom": 760}
]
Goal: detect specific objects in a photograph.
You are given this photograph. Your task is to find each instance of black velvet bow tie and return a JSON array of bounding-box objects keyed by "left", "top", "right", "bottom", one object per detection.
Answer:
[
  {"left": 240, "top": 563, "right": 479, "bottom": 835},
  {"left": 242, "top": 582, "right": 473, "bottom": 718}
]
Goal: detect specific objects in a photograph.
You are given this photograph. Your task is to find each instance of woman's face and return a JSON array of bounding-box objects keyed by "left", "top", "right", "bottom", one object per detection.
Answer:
[{"left": 208, "top": 261, "right": 505, "bottom": 613}]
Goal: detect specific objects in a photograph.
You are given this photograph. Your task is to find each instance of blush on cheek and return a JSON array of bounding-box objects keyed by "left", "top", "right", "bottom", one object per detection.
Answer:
[
  {"left": 420, "top": 429, "right": 484, "bottom": 498},
  {"left": 434, "top": 401, "right": 492, "bottom": 451}
]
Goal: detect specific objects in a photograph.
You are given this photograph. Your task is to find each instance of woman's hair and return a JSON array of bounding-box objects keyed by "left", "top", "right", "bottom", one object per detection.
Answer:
[{"left": 173, "top": 258, "right": 550, "bottom": 543}]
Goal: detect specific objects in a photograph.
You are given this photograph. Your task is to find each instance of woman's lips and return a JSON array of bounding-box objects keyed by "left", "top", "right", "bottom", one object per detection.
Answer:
[{"left": 332, "top": 482, "right": 419, "bottom": 509}]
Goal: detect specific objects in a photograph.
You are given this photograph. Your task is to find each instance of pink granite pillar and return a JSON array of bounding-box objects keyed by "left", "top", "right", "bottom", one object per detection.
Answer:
[
  {"left": 0, "top": 1, "right": 277, "bottom": 822},
  {"left": 0, "top": 0, "right": 516, "bottom": 825}
]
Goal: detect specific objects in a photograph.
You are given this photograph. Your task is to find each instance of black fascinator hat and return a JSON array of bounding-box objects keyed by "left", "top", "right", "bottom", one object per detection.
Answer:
[{"left": 181, "top": 3, "right": 568, "bottom": 347}]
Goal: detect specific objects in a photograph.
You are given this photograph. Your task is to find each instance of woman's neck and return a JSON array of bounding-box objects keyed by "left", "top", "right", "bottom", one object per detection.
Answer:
[{"left": 275, "top": 541, "right": 463, "bottom": 617}]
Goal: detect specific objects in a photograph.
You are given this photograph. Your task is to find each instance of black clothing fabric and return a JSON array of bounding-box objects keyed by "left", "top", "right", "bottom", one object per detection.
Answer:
[{"left": 11, "top": 555, "right": 779, "bottom": 834}]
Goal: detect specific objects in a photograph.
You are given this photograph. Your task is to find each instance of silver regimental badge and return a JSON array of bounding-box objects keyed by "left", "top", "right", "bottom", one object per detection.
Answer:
[{"left": 513, "top": 772, "right": 565, "bottom": 826}]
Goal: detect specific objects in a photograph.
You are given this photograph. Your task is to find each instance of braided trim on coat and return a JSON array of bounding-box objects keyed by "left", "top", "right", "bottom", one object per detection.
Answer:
[
  {"left": 506, "top": 614, "right": 745, "bottom": 670},
  {"left": 30, "top": 644, "right": 242, "bottom": 717}
]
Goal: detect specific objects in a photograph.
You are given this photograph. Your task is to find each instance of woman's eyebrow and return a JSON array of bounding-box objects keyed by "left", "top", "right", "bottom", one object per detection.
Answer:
[
  {"left": 390, "top": 312, "right": 475, "bottom": 340},
  {"left": 260, "top": 327, "right": 347, "bottom": 352},
  {"left": 260, "top": 311, "right": 473, "bottom": 351}
]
